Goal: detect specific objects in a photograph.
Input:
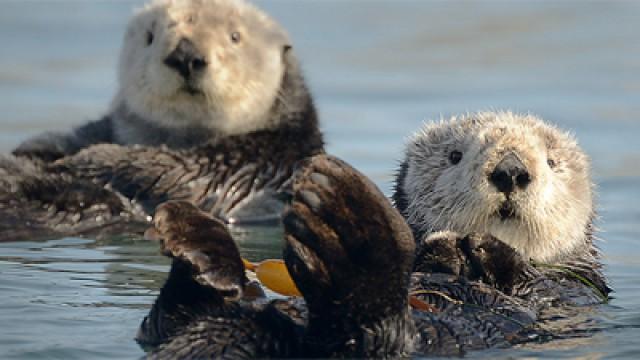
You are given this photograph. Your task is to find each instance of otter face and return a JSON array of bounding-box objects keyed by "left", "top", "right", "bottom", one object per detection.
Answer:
[
  {"left": 398, "top": 111, "right": 593, "bottom": 263},
  {"left": 117, "top": 0, "right": 290, "bottom": 134}
]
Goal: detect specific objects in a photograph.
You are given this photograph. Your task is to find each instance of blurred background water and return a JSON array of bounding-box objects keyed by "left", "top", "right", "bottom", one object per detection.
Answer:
[{"left": 0, "top": 0, "right": 638, "bottom": 358}]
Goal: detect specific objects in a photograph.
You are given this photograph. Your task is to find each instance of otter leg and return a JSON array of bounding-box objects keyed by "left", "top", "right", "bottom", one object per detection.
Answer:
[
  {"left": 282, "top": 154, "right": 416, "bottom": 358},
  {"left": 136, "top": 200, "right": 246, "bottom": 347}
]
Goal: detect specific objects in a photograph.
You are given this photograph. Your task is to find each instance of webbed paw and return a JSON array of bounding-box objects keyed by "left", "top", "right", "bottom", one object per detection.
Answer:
[
  {"left": 149, "top": 201, "right": 245, "bottom": 300},
  {"left": 282, "top": 154, "right": 415, "bottom": 320},
  {"left": 415, "top": 232, "right": 528, "bottom": 291}
]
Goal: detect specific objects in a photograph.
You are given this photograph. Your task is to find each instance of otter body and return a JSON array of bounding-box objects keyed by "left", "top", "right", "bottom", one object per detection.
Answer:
[
  {"left": 137, "top": 158, "right": 540, "bottom": 358},
  {"left": 134, "top": 113, "right": 608, "bottom": 358},
  {"left": 14, "top": 0, "right": 317, "bottom": 159},
  {"left": 0, "top": 120, "right": 322, "bottom": 242},
  {"left": 2, "top": 0, "right": 323, "bottom": 241}
]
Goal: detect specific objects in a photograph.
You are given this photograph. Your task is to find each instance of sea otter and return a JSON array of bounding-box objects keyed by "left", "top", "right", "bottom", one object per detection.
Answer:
[
  {"left": 137, "top": 156, "right": 540, "bottom": 358},
  {"left": 14, "top": 0, "right": 316, "bottom": 161},
  {"left": 393, "top": 111, "right": 609, "bottom": 303},
  {"left": 134, "top": 112, "right": 608, "bottom": 357},
  {"left": 1, "top": 0, "right": 322, "bottom": 241}
]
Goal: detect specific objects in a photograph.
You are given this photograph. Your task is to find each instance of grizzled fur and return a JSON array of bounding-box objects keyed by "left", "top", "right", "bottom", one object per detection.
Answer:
[
  {"left": 4, "top": 0, "right": 324, "bottom": 241},
  {"left": 393, "top": 111, "right": 608, "bottom": 298},
  {"left": 0, "top": 155, "right": 144, "bottom": 242},
  {"left": 14, "top": 0, "right": 314, "bottom": 161},
  {"left": 0, "top": 113, "right": 323, "bottom": 242}
]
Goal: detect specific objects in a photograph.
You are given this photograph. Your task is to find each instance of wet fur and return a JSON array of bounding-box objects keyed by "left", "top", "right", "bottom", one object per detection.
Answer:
[
  {"left": 138, "top": 155, "right": 550, "bottom": 358},
  {"left": 1, "top": 115, "right": 322, "bottom": 242},
  {"left": 392, "top": 111, "right": 608, "bottom": 297},
  {"left": 394, "top": 111, "right": 594, "bottom": 263},
  {"left": 133, "top": 117, "right": 610, "bottom": 356},
  {"left": 4, "top": 0, "right": 323, "bottom": 241}
]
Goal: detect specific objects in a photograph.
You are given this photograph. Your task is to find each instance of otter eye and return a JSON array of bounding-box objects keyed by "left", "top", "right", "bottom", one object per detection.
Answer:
[
  {"left": 547, "top": 158, "right": 556, "bottom": 168},
  {"left": 230, "top": 31, "right": 241, "bottom": 43},
  {"left": 146, "top": 31, "right": 154, "bottom": 46},
  {"left": 449, "top": 151, "right": 463, "bottom": 165}
]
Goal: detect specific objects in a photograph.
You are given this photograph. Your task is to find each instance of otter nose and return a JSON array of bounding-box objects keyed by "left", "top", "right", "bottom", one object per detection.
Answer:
[
  {"left": 163, "top": 38, "right": 207, "bottom": 79},
  {"left": 489, "top": 153, "right": 531, "bottom": 195}
]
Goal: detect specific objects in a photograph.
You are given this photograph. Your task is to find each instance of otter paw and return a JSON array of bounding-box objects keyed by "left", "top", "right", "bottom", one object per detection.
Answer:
[
  {"left": 282, "top": 154, "right": 415, "bottom": 318},
  {"left": 415, "top": 232, "right": 527, "bottom": 290},
  {"left": 469, "top": 235, "right": 529, "bottom": 290},
  {"left": 414, "top": 231, "right": 468, "bottom": 275},
  {"left": 149, "top": 200, "right": 245, "bottom": 300}
]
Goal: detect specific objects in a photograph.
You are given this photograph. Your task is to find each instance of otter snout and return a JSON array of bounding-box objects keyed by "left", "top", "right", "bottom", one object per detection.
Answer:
[
  {"left": 164, "top": 38, "right": 208, "bottom": 79},
  {"left": 489, "top": 153, "right": 531, "bottom": 195}
]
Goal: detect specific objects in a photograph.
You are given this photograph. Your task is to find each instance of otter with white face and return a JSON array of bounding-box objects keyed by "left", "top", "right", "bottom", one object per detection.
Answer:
[
  {"left": 14, "top": 0, "right": 315, "bottom": 158},
  {"left": 394, "top": 111, "right": 594, "bottom": 264},
  {"left": 5, "top": 0, "right": 322, "bottom": 231},
  {"left": 116, "top": 0, "right": 291, "bottom": 139}
]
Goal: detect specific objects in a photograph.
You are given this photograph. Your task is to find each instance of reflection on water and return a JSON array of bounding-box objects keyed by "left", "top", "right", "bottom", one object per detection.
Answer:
[{"left": 0, "top": 0, "right": 639, "bottom": 359}]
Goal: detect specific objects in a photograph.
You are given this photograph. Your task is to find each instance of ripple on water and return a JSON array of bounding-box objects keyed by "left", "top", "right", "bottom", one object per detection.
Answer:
[
  {"left": 0, "top": 237, "right": 163, "bottom": 359},
  {"left": 1, "top": 0, "right": 639, "bottom": 358}
]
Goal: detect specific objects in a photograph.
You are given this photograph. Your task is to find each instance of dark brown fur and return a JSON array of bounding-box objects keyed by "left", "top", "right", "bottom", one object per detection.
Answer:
[
  {"left": 0, "top": 112, "right": 323, "bottom": 242},
  {"left": 138, "top": 155, "right": 546, "bottom": 358}
]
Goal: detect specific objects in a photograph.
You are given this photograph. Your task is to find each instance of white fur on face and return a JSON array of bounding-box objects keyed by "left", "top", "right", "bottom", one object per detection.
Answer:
[
  {"left": 114, "top": 0, "right": 288, "bottom": 134},
  {"left": 402, "top": 111, "right": 593, "bottom": 263}
]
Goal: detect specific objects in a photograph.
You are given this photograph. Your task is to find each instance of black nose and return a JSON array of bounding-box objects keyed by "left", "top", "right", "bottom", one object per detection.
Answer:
[
  {"left": 163, "top": 38, "right": 207, "bottom": 79},
  {"left": 489, "top": 153, "right": 531, "bottom": 195}
]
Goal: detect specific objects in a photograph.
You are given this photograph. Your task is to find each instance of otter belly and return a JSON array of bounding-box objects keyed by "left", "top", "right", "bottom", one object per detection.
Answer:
[{"left": 1, "top": 128, "right": 313, "bottom": 241}]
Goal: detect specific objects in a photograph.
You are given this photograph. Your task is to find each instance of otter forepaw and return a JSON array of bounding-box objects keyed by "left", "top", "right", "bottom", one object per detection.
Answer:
[
  {"left": 415, "top": 232, "right": 527, "bottom": 290},
  {"left": 469, "top": 235, "right": 529, "bottom": 290},
  {"left": 283, "top": 154, "right": 415, "bottom": 317},
  {"left": 149, "top": 201, "right": 245, "bottom": 299},
  {"left": 414, "top": 231, "right": 467, "bottom": 275}
]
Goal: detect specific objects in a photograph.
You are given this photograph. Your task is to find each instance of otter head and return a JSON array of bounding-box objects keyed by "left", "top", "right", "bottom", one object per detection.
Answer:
[
  {"left": 394, "top": 111, "right": 594, "bottom": 263},
  {"left": 115, "top": 0, "right": 294, "bottom": 135}
]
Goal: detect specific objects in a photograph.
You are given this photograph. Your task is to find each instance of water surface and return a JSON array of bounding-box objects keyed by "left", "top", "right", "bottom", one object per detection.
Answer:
[{"left": 0, "top": 1, "right": 639, "bottom": 358}]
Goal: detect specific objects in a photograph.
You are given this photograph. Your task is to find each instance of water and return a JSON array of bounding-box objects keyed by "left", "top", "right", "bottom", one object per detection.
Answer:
[{"left": 0, "top": 0, "right": 639, "bottom": 358}]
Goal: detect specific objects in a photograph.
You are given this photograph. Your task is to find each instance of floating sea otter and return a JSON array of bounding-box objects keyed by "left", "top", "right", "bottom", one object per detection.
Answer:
[
  {"left": 136, "top": 112, "right": 609, "bottom": 358},
  {"left": 1, "top": 0, "right": 322, "bottom": 241},
  {"left": 14, "top": 0, "right": 320, "bottom": 160}
]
